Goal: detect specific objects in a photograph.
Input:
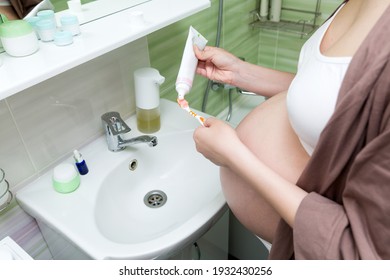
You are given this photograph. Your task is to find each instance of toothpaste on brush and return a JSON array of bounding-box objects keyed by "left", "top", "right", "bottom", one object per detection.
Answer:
[
  {"left": 176, "top": 26, "right": 208, "bottom": 100},
  {"left": 177, "top": 98, "right": 205, "bottom": 126}
]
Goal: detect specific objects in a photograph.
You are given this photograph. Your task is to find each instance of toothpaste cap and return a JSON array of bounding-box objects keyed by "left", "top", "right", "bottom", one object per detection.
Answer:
[{"left": 176, "top": 83, "right": 190, "bottom": 99}]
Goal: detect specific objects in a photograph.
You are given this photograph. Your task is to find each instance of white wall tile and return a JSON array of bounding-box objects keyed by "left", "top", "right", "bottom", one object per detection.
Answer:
[
  {"left": 0, "top": 101, "right": 35, "bottom": 188},
  {"left": 0, "top": 38, "right": 150, "bottom": 259},
  {"left": 7, "top": 38, "right": 150, "bottom": 172}
]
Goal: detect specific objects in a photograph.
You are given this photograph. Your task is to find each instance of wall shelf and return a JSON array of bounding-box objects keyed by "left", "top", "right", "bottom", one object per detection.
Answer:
[
  {"left": 0, "top": 0, "right": 210, "bottom": 101},
  {"left": 250, "top": 0, "right": 322, "bottom": 38}
]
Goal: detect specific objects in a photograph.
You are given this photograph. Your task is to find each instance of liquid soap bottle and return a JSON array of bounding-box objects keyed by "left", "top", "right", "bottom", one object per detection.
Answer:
[{"left": 134, "top": 67, "right": 165, "bottom": 133}]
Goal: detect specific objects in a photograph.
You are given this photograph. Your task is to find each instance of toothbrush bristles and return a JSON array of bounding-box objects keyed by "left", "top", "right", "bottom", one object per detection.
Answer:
[{"left": 177, "top": 98, "right": 205, "bottom": 125}]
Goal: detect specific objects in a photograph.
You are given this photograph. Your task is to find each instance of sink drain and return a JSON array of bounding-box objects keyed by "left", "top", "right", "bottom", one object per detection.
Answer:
[
  {"left": 144, "top": 190, "right": 167, "bottom": 208},
  {"left": 129, "top": 159, "right": 138, "bottom": 171}
]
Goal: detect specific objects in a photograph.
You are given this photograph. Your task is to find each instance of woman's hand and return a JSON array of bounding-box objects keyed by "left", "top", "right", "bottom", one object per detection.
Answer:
[
  {"left": 193, "top": 118, "right": 242, "bottom": 167},
  {"left": 194, "top": 46, "right": 242, "bottom": 87},
  {"left": 194, "top": 117, "right": 307, "bottom": 228},
  {"left": 194, "top": 45, "right": 295, "bottom": 97}
]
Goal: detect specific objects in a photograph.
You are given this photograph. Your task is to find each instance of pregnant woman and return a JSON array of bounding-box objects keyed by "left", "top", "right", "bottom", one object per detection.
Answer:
[{"left": 193, "top": 0, "right": 390, "bottom": 259}]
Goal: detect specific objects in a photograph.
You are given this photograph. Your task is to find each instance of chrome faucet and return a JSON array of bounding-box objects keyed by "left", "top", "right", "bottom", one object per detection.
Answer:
[{"left": 101, "top": 112, "right": 158, "bottom": 152}]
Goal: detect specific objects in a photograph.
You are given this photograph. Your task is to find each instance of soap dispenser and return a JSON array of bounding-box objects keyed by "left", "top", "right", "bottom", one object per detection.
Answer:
[{"left": 134, "top": 67, "right": 165, "bottom": 133}]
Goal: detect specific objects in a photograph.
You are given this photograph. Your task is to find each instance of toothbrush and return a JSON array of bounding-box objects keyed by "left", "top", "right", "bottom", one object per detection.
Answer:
[{"left": 177, "top": 98, "right": 205, "bottom": 126}]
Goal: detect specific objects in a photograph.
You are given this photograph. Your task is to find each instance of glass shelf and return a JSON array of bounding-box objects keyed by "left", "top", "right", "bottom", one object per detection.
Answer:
[
  {"left": 250, "top": 18, "right": 317, "bottom": 37},
  {"left": 250, "top": 0, "right": 322, "bottom": 38},
  {"left": 0, "top": 0, "right": 210, "bottom": 101}
]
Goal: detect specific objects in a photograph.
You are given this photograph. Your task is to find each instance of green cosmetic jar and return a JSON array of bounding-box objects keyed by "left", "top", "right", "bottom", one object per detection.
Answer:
[
  {"left": 0, "top": 19, "right": 39, "bottom": 57},
  {"left": 52, "top": 163, "right": 80, "bottom": 193}
]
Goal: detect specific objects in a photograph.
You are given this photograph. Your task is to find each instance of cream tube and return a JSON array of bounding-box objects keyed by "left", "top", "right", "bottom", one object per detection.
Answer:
[{"left": 176, "top": 26, "right": 208, "bottom": 99}]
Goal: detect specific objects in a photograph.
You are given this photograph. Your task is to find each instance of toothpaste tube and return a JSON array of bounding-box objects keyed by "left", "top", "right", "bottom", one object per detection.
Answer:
[{"left": 176, "top": 26, "right": 208, "bottom": 100}]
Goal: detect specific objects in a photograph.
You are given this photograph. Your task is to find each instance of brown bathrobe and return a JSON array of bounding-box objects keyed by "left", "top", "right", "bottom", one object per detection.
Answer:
[
  {"left": 9, "top": 0, "right": 42, "bottom": 18},
  {"left": 269, "top": 5, "right": 390, "bottom": 259}
]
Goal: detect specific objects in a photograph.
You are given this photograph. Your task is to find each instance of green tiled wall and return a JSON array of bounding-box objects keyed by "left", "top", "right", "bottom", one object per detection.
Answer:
[
  {"left": 148, "top": 0, "right": 259, "bottom": 116},
  {"left": 148, "top": 0, "right": 341, "bottom": 116},
  {"left": 51, "top": 0, "right": 95, "bottom": 12},
  {"left": 259, "top": 0, "right": 342, "bottom": 71},
  {"left": 52, "top": 0, "right": 341, "bottom": 116}
]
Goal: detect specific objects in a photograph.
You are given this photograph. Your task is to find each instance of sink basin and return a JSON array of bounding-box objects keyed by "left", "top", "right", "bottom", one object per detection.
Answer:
[
  {"left": 95, "top": 130, "right": 222, "bottom": 244},
  {"left": 16, "top": 99, "right": 227, "bottom": 259}
]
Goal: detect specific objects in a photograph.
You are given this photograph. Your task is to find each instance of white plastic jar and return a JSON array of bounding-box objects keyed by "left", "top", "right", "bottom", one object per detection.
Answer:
[
  {"left": 60, "top": 14, "right": 80, "bottom": 36},
  {"left": 54, "top": 30, "right": 73, "bottom": 46},
  {"left": 36, "top": 19, "right": 56, "bottom": 42},
  {"left": 25, "top": 16, "right": 41, "bottom": 39},
  {"left": 37, "top": 10, "right": 56, "bottom": 27},
  {"left": 0, "top": 20, "right": 39, "bottom": 57}
]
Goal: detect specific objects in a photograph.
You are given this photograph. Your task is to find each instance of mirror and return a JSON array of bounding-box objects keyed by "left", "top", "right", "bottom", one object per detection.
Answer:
[
  {"left": 53, "top": 0, "right": 151, "bottom": 25},
  {"left": 0, "top": 0, "right": 150, "bottom": 54},
  {"left": 51, "top": 0, "right": 96, "bottom": 13}
]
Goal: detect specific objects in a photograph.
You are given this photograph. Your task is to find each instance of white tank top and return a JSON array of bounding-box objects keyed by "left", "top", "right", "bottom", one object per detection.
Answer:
[{"left": 286, "top": 5, "right": 351, "bottom": 155}]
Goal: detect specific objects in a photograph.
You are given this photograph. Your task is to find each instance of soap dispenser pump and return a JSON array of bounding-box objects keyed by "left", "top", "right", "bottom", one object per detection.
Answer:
[{"left": 134, "top": 67, "right": 165, "bottom": 133}]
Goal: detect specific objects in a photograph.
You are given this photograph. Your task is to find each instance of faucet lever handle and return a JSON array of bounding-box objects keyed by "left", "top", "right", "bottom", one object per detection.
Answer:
[{"left": 101, "top": 112, "right": 131, "bottom": 135}]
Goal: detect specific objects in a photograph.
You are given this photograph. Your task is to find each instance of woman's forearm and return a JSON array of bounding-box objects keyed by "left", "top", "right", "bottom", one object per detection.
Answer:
[
  {"left": 227, "top": 142, "right": 307, "bottom": 227},
  {"left": 194, "top": 46, "right": 295, "bottom": 97},
  {"left": 233, "top": 61, "right": 295, "bottom": 97},
  {"left": 193, "top": 117, "right": 305, "bottom": 227}
]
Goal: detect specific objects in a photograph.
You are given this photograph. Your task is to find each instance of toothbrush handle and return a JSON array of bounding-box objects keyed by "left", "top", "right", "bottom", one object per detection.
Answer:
[{"left": 188, "top": 109, "right": 205, "bottom": 125}]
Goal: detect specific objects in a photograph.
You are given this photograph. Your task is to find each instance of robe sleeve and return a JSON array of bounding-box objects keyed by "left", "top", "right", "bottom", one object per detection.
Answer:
[{"left": 294, "top": 129, "right": 390, "bottom": 259}]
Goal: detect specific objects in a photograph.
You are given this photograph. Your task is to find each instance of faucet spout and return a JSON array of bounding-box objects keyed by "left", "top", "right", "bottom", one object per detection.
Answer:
[
  {"left": 117, "top": 135, "right": 158, "bottom": 149},
  {"left": 101, "top": 111, "right": 158, "bottom": 152}
]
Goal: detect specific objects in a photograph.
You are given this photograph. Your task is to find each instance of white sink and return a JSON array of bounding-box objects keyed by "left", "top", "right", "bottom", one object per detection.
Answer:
[{"left": 16, "top": 99, "right": 226, "bottom": 259}]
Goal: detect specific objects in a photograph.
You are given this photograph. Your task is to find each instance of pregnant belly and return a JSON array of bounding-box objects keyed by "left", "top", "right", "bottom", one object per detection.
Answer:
[{"left": 220, "top": 92, "right": 310, "bottom": 240}]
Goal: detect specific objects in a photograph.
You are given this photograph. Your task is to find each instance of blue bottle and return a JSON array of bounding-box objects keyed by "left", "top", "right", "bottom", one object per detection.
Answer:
[{"left": 73, "top": 150, "right": 89, "bottom": 175}]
